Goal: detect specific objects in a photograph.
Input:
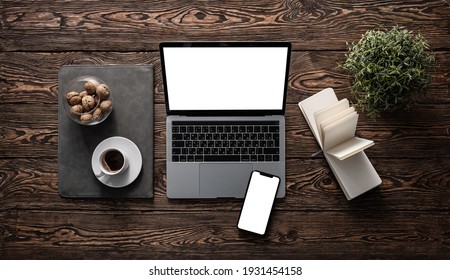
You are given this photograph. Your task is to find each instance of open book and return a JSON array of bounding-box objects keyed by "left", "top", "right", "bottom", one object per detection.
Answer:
[
  {"left": 315, "top": 97, "right": 374, "bottom": 160},
  {"left": 299, "top": 88, "right": 381, "bottom": 200}
]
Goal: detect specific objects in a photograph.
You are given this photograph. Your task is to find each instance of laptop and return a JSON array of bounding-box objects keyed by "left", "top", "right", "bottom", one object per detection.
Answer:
[{"left": 160, "top": 42, "right": 291, "bottom": 198}]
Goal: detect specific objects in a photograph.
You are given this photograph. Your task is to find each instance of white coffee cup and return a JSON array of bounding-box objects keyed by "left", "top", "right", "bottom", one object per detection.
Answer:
[{"left": 94, "top": 148, "right": 129, "bottom": 178}]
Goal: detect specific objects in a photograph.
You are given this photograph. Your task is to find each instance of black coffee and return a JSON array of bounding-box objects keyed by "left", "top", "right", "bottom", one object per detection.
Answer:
[{"left": 103, "top": 150, "right": 124, "bottom": 172}]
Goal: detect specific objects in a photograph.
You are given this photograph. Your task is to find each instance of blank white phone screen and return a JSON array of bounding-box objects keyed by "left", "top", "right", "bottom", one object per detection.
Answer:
[
  {"left": 163, "top": 47, "right": 288, "bottom": 110},
  {"left": 238, "top": 171, "right": 280, "bottom": 235}
]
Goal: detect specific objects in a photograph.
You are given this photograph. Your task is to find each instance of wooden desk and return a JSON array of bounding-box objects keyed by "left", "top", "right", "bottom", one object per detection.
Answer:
[{"left": 1, "top": 0, "right": 449, "bottom": 259}]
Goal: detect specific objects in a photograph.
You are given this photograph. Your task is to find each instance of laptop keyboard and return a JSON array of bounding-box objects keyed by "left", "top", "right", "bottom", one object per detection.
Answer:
[{"left": 171, "top": 121, "right": 280, "bottom": 162}]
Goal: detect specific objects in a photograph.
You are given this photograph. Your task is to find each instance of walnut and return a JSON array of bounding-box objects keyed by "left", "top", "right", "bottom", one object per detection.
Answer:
[
  {"left": 82, "top": 95, "right": 96, "bottom": 111},
  {"left": 84, "top": 81, "right": 98, "bottom": 95},
  {"left": 70, "top": 104, "right": 83, "bottom": 115},
  {"left": 79, "top": 90, "right": 87, "bottom": 98},
  {"left": 66, "top": 91, "right": 79, "bottom": 100},
  {"left": 68, "top": 95, "right": 82, "bottom": 106},
  {"left": 96, "top": 84, "right": 110, "bottom": 99},
  {"left": 92, "top": 108, "right": 103, "bottom": 121},
  {"left": 80, "top": 113, "right": 93, "bottom": 124},
  {"left": 94, "top": 94, "right": 100, "bottom": 104},
  {"left": 99, "top": 99, "right": 113, "bottom": 112}
]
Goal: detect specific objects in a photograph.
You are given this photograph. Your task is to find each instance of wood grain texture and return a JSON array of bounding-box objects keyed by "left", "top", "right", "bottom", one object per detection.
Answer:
[
  {"left": 1, "top": 158, "right": 449, "bottom": 212},
  {"left": 1, "top": 0, "right": 449, "bottom": 51},
  {"left": 1, "top": 52, "right": 449, "bottom": 159},
  {"left": 1, "top": 210, "right": 449, "bottom": 259},
  {"left": 1, "top": 0, "right": 449, "bottom": 259},
  {"left": 1, "top": 51, "right": 449, "bottom": 106},
  {"left": 2, "top": 103, "right": 450, "bottom": 159}
]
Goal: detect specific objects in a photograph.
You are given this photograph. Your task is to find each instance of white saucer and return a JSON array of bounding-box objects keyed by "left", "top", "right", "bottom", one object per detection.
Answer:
[{"left": 91, "top": 136, "right": 142, "bottom": 188}]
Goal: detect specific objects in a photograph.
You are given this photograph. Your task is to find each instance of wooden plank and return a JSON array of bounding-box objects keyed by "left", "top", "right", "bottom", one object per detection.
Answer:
[
  {"left": 0, "top": 52, "right": 162, "bottom": 105},
  {"left": 1, "top": 51, "right": 449, "bottom": 105},
  {"left": 2, "top": 103, "right": 450, "bottom": 159},
  {"left": 1, "top": 158, "right": 449, "bottom": 211},
  {"left": 1, "top": 51, "right": 449, "bottom": 158},
  {"left": 1, "top": 0, "right": 449, "bottom": 51},
  {"left": 2, "top": 209, "right": 449, "bottom": 259},
  {"left": 287, "top": 51, "right": 450, "bottom": 104},
  {"left": 0, "top": 209, "right": 17, "bottom": 257}
]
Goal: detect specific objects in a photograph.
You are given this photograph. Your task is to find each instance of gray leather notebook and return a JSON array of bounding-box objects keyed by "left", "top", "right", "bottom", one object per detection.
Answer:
[{"left": 58, "top": 64, "right": 154, "bottom": 198}]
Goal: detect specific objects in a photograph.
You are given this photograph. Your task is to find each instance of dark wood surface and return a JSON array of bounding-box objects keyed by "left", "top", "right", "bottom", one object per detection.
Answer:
[{"left": 1, "top": 0, "right": 449, "bottom": 259}]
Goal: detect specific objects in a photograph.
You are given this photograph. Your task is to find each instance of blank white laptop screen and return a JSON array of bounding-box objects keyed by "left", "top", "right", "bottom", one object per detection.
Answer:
[{"left": 163, "top": 47, "right": 289, "bottom": 111}]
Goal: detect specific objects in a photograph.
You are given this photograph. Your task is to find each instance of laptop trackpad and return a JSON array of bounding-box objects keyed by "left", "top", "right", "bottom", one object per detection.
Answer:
[{"left": 200, "top": 163, "right": 253, "bottom": 198}]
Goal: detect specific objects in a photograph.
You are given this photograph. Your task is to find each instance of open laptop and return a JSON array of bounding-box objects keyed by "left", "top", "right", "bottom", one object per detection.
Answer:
[{"left": 160, "top": 42, "right": 291, "bottom": 198}]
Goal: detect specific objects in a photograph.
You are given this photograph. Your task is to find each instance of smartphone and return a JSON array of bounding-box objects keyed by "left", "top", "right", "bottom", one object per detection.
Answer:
[{"left": 237, "top": 171, "right": 280, "bottom": 235}]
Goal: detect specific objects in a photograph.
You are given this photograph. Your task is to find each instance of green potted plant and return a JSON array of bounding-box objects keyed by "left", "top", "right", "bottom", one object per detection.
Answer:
[{"left": 340, "top": 26, "right": 435, "bottom": 118}]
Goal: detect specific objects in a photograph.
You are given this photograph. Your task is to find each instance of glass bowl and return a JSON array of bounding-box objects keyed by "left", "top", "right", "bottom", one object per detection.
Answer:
[{"left": 62, "top": 75, "right": 113, "bottom": 125}]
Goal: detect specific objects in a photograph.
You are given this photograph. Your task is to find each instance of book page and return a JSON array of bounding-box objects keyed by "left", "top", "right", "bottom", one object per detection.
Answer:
[
  {"left": 322, "top": 112, "right": 358, "bottom": 150},
  {"left": 326, "top": 137, "right": 374, "bottom": 160},
  {"left": 320, "top": 107, "right": 355, "bottom": 130},
  {"left": 298, "top": 88, "right": 338, "bottom": 148},
  {"left": 319, "top": 107, "right": 355, "bottom": 144},
  {"left": 314, "top": 98, "right": 349, "bottom": 141}
]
